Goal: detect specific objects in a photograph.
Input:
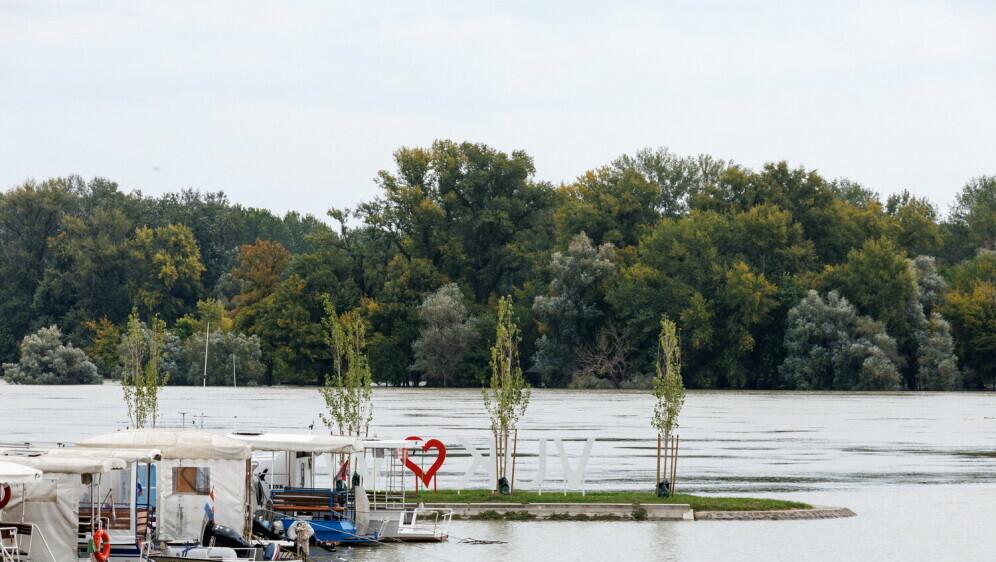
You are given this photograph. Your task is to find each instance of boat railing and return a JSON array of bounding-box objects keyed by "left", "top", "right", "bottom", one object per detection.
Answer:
[{"left": 1, "top": 522, "right": 56, "bottom": 561}]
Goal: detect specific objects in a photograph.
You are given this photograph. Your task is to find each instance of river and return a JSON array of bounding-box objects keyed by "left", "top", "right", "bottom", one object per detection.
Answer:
[{"left": 2, "top": 384, "right": 994, "bottom": 561}]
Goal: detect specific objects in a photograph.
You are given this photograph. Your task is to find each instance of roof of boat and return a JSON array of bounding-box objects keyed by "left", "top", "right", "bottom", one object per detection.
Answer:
[
  {"left": 227, "top": 432, "right": 363, "bottom": 453},
  {"left": 0, "top": 460, "right": 43, "bottom": 484},
  {"left": 29, "top": 447, "right": 163, "bottom": 463},
  {"left": 76, "top": 429, "right": 252, "bottom": 460},
  {"left": 1, "top": 454, "right": 125, "bottom": 474},
  {"left": 360, "top": 439, "right": 423, "bottom": 450}
]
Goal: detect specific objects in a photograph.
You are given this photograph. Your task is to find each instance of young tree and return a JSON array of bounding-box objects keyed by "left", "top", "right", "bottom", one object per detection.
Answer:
[
  {"left": 119, "top": 311, "right": 169, "bottom": 428},
  {"left": 651, "top": 316, "right": 685, "bottom": 495},
  {"left": 2, "top": 325, "right": 100, "bottom": 384},
  {"left": 318, "top": 299, "right": 373, "bottom": 436},
  {"left": 411, "top": 283, "right": 477, "bottom": 387},
  {"left": 482, "top": 296, "right": 530, "bottom": 493}
]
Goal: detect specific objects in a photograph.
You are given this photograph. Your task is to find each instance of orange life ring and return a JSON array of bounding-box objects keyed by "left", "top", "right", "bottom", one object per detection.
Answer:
[
  {"left": 0, "top": 484, "right": 10, "bottom": 509},
  {"left": 92, "top": 529, "right": 111, "bottom": 562}
]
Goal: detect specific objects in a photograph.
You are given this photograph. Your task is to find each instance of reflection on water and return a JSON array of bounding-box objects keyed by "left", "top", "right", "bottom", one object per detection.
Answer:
[{"left": 3, "top": 384, "right": 995, "bottom": 560}]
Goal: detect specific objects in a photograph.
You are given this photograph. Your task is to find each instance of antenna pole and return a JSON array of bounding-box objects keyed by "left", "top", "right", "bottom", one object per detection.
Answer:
[{"left": 202, "top": 322, "right": 210, "bottom": 388}]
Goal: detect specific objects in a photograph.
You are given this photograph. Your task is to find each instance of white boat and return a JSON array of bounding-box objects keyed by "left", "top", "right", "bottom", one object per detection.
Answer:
[
  {"left": 0, "top": 460, "right": 48, "bottom": 562},
  {"left": 226, "top": 432, "right": 380, "bottom": 550},
  {"left": 75, "top": 430, "right": 303, "bottom": 561},
  {"left": 0, "top": 450, "right": 128, "bottom": 562},
  {"left": 360, "top": 440, "right": 452, "bottom": 543}
]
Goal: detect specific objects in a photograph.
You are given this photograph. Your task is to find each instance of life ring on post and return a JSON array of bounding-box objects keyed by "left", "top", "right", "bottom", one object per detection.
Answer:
[
  {"left": 0, "top": 484, "right": 10, "bottom": 509},
  {"left": 92, "top": 529, "right": 111, "bottom": 562}
]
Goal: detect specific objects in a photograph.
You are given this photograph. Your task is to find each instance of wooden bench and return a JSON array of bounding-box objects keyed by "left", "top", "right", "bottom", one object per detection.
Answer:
[{"left": 271, "top": 489, "right": 345, "bottom": 513}]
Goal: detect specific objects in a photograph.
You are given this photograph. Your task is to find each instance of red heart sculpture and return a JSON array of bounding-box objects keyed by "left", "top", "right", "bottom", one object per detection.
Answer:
[{"left": 404, "top": 436, "right": 447, "bottom": 487}]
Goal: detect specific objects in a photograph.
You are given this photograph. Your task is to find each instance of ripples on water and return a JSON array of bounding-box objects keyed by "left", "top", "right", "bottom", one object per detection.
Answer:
[{"left": 3, "top": 384, "right": 995, "bottom": 561}]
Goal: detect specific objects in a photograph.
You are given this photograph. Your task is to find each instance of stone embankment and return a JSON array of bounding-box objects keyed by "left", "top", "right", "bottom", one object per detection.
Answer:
[
  {"left": 695, "top": 506, "right": 856, "bottom": 520},
  {"left": 429, "top": 502, "right": 694, "bottom": 520},
  {"left": 428, "top": 503, "right": 855, "bottom": 521}
]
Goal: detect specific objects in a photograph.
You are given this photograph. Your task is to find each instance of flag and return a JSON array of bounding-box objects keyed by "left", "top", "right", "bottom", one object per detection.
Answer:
[
  {"left": 107, "top": 492, "right": 117, "bottom": 522},
  {"left": 203, "top": 488, "right": 215, "bottom": 524},
  {"left": 336, "top": 460, "right": 349, "bottom": 482}
]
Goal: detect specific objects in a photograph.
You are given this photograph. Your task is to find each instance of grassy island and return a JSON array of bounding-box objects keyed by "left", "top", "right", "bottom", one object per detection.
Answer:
[{"left": 412, "top": 490, "right": 810, "bottom": 512}]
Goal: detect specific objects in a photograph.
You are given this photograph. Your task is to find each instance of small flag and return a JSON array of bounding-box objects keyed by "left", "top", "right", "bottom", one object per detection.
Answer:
[
  {"left": 336, "top": 460, "right": 349, "bottom": 482},
  {"left": 203, "top": 488, "right": 215, "bottom": 524},
  {"left": 107, "top": 492, "right": 117, "bottom": 522}
]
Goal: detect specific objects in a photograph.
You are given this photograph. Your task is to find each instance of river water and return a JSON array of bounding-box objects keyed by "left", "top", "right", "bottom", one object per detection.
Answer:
[{"left": 2, "top": 384, "right": 995, "bottom": 561}]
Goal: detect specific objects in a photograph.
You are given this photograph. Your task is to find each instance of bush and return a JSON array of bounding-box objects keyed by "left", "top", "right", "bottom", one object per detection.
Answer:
[{"left": 2, "top": 326, "right": 100, "bottom": 384}]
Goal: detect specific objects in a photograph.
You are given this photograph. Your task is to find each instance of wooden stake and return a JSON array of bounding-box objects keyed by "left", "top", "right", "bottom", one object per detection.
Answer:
[
  {"left": 493, "top": 431, "right": 499, "bottom": 494},
  {"left": 656, "top": 434, "right": 661, "bottom": 488},
  {"left": 671, "top": 435, "right": 680, "bottom": 495},
  {"left": 511, "top": 429, "right": 519, "bottom": 493}
]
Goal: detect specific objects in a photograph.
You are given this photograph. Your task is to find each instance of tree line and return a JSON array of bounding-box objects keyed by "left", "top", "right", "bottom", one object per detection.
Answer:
[{"left": 1, "top": 140, "right": 993, "bottom": 390}]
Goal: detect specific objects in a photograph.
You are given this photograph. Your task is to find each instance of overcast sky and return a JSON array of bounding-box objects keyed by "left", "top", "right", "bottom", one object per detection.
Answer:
[{"left": 2, "top": 0, "right": 993, "bottom": 218}]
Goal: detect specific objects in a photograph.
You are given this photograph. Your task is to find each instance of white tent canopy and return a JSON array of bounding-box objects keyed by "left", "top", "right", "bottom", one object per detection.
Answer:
[
  {"left": 2, "top": 446, "right": 162, "bottom": 464},
  {"left": 77, "top": 429, "right": 251, "bottom": 460},
  {"left": 228, "top": 432, "right": 363, "bottom": 454},
  {"left": 0, "top": 455, "right": 124, "bottom": 474},
  {"left": 361, "top": 439, "right": 422, "bottom": 450},
  {"left": 0, "top": 460, "right": 42, "bottom": 485},
  {"left": 77, "top": 430, "right": 250, "bottom": 541},
  {"left": 32, "top": 447, "right": 163, "bottom": 463}
]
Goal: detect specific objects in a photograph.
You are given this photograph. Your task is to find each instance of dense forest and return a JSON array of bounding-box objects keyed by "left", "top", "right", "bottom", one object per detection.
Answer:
[{"left": 1, "top": 141, "right": 993, "bottom": 390}]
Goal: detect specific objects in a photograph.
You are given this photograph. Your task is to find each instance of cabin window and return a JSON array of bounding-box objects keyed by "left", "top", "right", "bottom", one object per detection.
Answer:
[{"left": 172, "top": 467, "right": 211, "bottom": 494}]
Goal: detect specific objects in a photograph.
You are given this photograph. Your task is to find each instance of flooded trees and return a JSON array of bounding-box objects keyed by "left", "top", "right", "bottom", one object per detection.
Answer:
[
  {"left": 483, "top": 296, "right": 531, "bottom": 494},
  {"left": 652, "top": 316, "right": 685, "bottom": 496},
  {"left": 2, "top": 325, "right": 100, "bottom": 385}
]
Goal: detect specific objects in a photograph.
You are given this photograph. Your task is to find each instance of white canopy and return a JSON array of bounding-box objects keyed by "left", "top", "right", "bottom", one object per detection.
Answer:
[
  {"left": 361, "top": 439, "right": 422, "bottom": 450},
  {"left": 0, "top": 460, "right": 42, "bottom": 485},
  {"left": 36, "top": 447, "right": 163, "bottom": 463},
  {"left": 2, "top": 447, "right": 162, "bottom": 463},
  {"left": 0, "top": 455, "right": 124, "bottom": 474},
  {"left": 228, "top": 432, "right": 363, "bottom": 454},
  {"left": 77, "top": 429, "right": 251, "bottom": 460}
]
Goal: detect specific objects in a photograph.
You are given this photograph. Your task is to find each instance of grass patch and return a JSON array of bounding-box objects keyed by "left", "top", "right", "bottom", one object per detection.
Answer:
[{"left": 412, "top": 489, "right": 810, "bottom": 511}]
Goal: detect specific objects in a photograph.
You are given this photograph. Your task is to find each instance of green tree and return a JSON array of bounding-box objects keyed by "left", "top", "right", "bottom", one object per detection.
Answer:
[
  {"left": 915, "top": 313, "right": 961, "bottom": 390},
  {"left": 85, "top": 317, "right": 122, "bottom": 377},
  {"left": 885, "top": 191, "right": 943, "bottom": 256},
  {"left": 824, "top": 237, "right": 918, "bottom": 352},
  {"left": 533, "top": 233, "right": 617, "bottom": 387},
  {"left": 651, "top": 316, "right": 685, "bottom": 492},
  {"left": 941, "top": 282, "right": 996, "bottom": 388},
  {"left": 482, "top": 296, "right": 530, "bottom": 492},
  {"left": 780, "top": 291, "right": 902, "bottom": 390},
  {"left": 237, "top": 275, "right": 326, "bottom": 385},
  {"left": 33, "top": 208, "right": 134, "bottom": 341},
  {"left": 365, "top": 140, "right": 555, "bottom": 302},
  {"left": 2, "top": 325, "right": 100, "bottom": 384},
  {"left": 555, "top": 166, "right": 660, "bottom": 248},
  {"left": 412, "top": 283, "right": 477, "bottom": 387},
  {"left": 367, "top": 257, "right": 443, "bottom": 386},
  {"left": 318, "top": 300, "right": 374, "bottom": 436},
  {"left": 611, "top": 147, "right": 730, "bottom": 218},
  {"left": 231, "top": 239, "right": 293, "bottom": 309},
  {"left": 951, "top": 175, "right": 996, "bottom": 252},
  {"left": 119, "top": 312, "right": 169, "bottom": 428},
  {"left": 127, "top": 224, "right": 206, "bottom": 321},
  {"left": 175, "top": 331, "right": 266, "bottom": 386},
  {"left": 0, "top": 179, "right": 77, "bottom": 362}
]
